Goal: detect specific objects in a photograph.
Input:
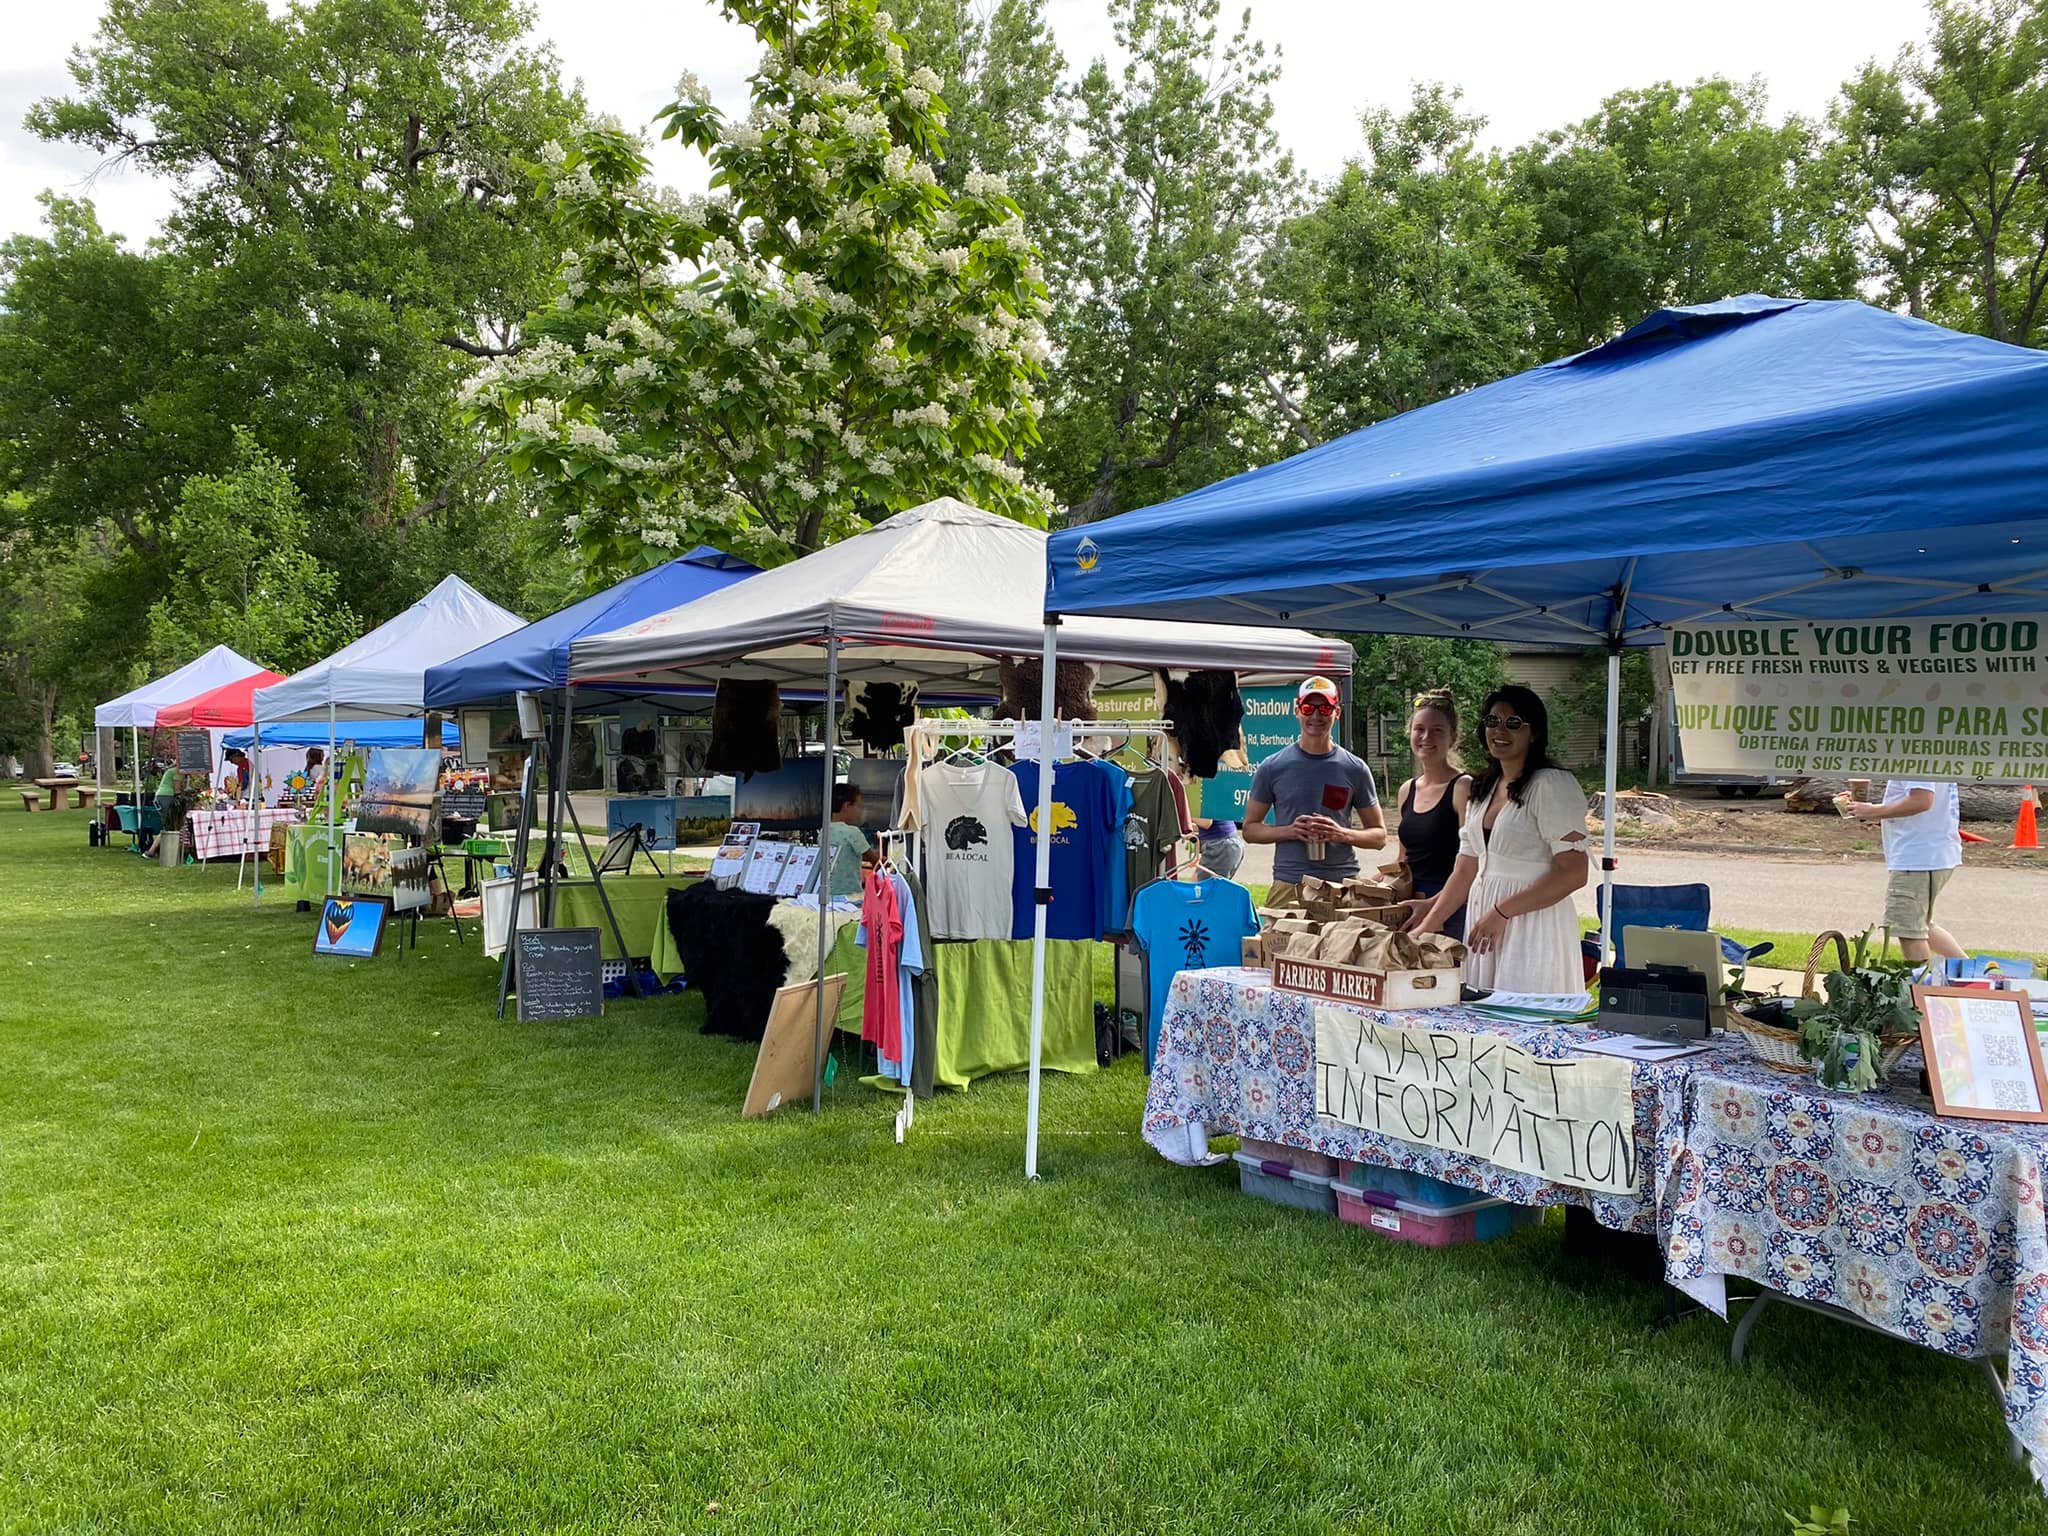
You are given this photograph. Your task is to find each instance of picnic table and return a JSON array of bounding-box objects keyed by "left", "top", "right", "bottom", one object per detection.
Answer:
[{"left": 33, "top": 777, "right": 77, "bottom": 811}]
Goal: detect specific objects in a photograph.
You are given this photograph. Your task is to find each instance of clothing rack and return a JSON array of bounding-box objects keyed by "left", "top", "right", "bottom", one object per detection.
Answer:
[{"left": 901, "top": 716, "right": 1177, "bottom": 763}]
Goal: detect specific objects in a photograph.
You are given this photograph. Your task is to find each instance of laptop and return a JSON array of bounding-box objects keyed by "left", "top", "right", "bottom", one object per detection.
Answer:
[{"left": 1622, "top": 926, "right": 1729, "bottom": 1031}]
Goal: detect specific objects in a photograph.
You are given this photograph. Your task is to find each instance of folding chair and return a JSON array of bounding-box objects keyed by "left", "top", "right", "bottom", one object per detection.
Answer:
[{"left": 1582, "top": 882, "right": 1772, "bottom": 970}]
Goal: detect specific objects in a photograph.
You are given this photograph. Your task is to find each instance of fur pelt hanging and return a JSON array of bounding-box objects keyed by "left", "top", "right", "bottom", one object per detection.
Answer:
[
  {"left": 843, "top": 681, "right": 919, "bottom": 755},
  {"left": 667, "top": 882, "right": 787, "bottom": 1041},
  {"left": 706, "top": 678, "right": 783, "bottom": 780},
  {"left": 998, "top": 656, "right": 1097, "bottom": 721},
  {"left": 1164, "top": 670, "right": 1245, "bottom": 779}
]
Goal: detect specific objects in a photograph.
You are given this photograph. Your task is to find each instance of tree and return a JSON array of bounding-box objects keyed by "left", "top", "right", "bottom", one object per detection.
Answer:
[
  {"left": 1509, "top": 78, "right": 1856, "bottom": 352},
  {"left": 1272, "top": 85, "right": 1544, "bottom": 441},
  {"left": 1831, "top": 0, "right": 2048, "bottom": 346},
  {"left": 27, "top": 0, "right": 584, "bottom": 605},
  {"left": 1047, "top": 0, "right": 1300, "bottom": 523},
  {"left": 469, "top": 0, "right": 1055, "bottom": 574},
  {"left": 145, "top": 434, "right": 358, "bottom": 675},
  {"left": 1344, "top": 633, "right": 1508, "bottom": 765}
]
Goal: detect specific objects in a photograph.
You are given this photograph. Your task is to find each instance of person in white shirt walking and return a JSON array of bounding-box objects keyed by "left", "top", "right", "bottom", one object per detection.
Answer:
[{"left": 1843, "top": 779, "right": 1965, "bottom": 964}]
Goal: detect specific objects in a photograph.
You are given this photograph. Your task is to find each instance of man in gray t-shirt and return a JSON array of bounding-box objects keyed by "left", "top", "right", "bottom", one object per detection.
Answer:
[{"left": 1243, "top": 676, "right": 1386, "bottom": 888}]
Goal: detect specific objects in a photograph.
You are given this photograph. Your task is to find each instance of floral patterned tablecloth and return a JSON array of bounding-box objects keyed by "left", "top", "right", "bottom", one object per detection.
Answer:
[
  {"left": 1142, "top": 968, "right": 1709, "bottom": 1233},
  {"left": 1668, "top": 1054, "right": 2048, "bottom": 1466}
]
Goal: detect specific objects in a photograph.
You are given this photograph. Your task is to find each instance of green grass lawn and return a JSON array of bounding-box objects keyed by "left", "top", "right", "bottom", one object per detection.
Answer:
[{"left": 2, "top": 803, "right": 2045, "bottom": 1534}]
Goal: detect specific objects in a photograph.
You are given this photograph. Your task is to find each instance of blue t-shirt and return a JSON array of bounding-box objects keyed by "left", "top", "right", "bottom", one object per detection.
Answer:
[
  {"left": 1130, "top": 879, "right": 1259, "bottom": 1068},
  {"left": 1010, "top": 760, "right": 1119, "bottom": 941}
]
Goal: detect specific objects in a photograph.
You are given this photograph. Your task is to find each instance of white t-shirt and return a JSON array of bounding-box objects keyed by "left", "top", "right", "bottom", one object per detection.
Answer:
[
  {"left": 1881, "top": 779, "right": 1961, "bottom": 871},
  {"left": 918, "top": 761, "right": 1028, "bottom": 939}
]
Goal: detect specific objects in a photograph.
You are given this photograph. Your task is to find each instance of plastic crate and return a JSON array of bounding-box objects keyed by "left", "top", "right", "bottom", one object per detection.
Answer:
[
  {"left": 1334, "top": 1184, "right": 1536, "bottom": 1248},
  {"left": 1241, "top": 1136, "right": 1339, "bottom": 1179},
  {"left": 1233, "top": 1152, "right": 1337, "bottom": 1217},
  {"left": 1336, "top": 1160, "right": 1479, "bottom": 1209}
]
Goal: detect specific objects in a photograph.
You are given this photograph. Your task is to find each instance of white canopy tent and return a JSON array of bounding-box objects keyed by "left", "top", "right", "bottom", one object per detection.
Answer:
[
  {"left": 93, "top": 644, "right": 266, "bottom": 815},
  {"left": 569, "top": 498, "right": 1351, "bottom": 1125},
  {"left": 569, "top": 499, "right": 1349, "bottom": 690},
  {"left": 253, "top": 575, "right": 525, "bottom": 724},
  {"left": 253, "top": 575, "right": 525, "bottom": 898}
]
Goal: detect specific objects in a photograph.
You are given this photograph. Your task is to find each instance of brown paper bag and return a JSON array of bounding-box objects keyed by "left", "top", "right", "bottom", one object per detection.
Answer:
[
  {"left": 1413, "top": 932, "right": 1468, "bottom": 970},
  {"left": 1352, "top": 922, "right": 1423, "bottom": 972}
]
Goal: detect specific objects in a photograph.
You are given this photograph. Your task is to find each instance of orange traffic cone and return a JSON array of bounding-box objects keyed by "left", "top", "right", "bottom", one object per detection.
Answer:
[{"left": 2013, "top": 785, "right": 2040, "bottom": 850}]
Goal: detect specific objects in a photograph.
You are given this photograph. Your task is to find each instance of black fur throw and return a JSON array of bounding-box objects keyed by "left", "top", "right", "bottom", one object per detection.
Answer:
[
  {"left": 998, "top": 656, "right": 1096, "bottom": 721},
  {"left": 1163, "top": 670, "right": 1245, "bottom": 779},
  {"left": 843, "top": 681, "right": 919, "bottom": 755},
  {"left": 667, "top": 882, "right": 787, "bottom": 1041}
]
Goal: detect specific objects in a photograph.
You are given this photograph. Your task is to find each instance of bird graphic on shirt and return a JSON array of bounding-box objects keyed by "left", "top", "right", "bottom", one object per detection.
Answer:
[{"left": 945, "top": 815, "right": 988, "bottom": 850}]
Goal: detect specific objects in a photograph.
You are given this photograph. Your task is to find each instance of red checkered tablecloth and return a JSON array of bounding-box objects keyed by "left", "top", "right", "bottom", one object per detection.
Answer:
[{"left": 182, "top": 806, "right": 306, "bottom": 860}]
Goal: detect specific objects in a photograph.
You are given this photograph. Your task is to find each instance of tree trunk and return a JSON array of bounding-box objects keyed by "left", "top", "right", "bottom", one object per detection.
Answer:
[{"left": 29, "top": 683, "right": 57, "bottom": 780}]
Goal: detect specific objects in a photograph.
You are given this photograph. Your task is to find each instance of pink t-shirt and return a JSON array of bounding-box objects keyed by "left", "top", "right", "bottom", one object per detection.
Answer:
[{"left": 859, "top": 869, "right": 904, "bottom": 1060}]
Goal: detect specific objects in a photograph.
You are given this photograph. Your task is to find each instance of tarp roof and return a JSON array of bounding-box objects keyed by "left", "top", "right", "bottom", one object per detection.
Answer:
[
  {"left": 423, "top": 546, "right": 758, "bottom": 710},
  {"left": 154, "top": 670, "right": 287, "bottom": 729},
  {"left": 1043, "top": 297, "right": 2048, "bottom": 645},
  {"left": 254, "top": 575, "right": 524, "bottom": 723},
  {"left": 223, "top": 720, "right": 458, "bottom": 751},
  {"left": 95, "top": 645, "right": 265, "bottom": 728},
  {"left": 570, "top": 498, "right": 1350, "bottom": 691}
]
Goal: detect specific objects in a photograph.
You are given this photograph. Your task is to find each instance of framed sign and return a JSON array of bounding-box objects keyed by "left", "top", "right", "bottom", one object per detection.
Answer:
[
  {"left": 176, "top": 730, "right": 213, "bottom": 773},
  {"left": 313, "top": 894, "right": 390, "bottom": 958},
  {"left": 1915, "top": 985, "right": 2048, "bottom": 1122}
]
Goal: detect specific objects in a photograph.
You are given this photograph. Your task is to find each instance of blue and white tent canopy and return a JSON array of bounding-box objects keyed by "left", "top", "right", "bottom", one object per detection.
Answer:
[{"left": 1044, "top": 298, "right": 2048, "bottom": 644}]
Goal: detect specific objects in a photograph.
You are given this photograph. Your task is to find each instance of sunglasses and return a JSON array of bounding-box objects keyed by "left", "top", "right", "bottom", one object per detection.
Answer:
[
  {"left": 1481, "top": 714, "right": 1530, "bottom": 731},
  {"left": 1296, "top": 701, "right": 1337, "bottom": 717}
]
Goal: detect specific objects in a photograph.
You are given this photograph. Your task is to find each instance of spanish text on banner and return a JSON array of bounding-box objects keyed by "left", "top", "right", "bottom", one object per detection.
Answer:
[{"left": 1668, "top": 617, "right": 2048, "bottom": 783}]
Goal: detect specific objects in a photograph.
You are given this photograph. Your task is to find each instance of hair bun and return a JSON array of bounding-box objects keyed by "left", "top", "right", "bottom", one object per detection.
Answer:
[{"left": 1412, "top": 688, "right": 1456, "bottom": 710}]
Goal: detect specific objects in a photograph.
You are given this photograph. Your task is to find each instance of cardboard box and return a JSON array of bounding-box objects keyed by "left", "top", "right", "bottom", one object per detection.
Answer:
[{"left": 1271, "top": 954, "right": 1462, "bottom": 1010}]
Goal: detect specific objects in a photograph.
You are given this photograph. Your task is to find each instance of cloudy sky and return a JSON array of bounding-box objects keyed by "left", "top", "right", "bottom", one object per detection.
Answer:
[{"left": 2, "top": 0, "right": 1932, "bottom": 247}]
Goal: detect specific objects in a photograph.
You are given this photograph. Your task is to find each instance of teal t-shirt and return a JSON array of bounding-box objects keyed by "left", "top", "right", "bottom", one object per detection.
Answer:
[{"left": 826, "top": 820, "right": 871, "bottom": 897}]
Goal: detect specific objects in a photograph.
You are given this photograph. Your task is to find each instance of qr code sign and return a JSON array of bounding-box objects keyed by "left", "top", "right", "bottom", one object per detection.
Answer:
[
  {"left": 1992, "top": 1078, "right": 2033, "bottom": 1110},
  {"left": 1983, "top": 1031, "right": 2025, "bottom": 1070}
]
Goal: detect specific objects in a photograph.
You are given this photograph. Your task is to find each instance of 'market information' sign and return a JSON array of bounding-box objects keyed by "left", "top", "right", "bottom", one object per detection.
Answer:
[{"left": 1668, "top": 617, "right": 2048, "bottom": 783}]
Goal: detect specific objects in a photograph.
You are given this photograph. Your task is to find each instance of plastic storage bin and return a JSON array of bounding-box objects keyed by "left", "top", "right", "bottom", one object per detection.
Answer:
[
  {"left": 1334, "top": 1184, "right": 1536, "bottom": 1247},
  {"left": 1336, "top": 1160, "right": 1479, "bottom": 1208},
  {"left": 1234, "top": 1152, "right": 1337, "bottom": 1217},
  {"left": 1241, "top": 1136, "right": 1339, "bottom": 1179}
]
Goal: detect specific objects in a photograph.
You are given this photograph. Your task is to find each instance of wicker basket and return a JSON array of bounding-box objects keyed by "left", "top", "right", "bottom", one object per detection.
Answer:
[{"left": 1729, "top": 930, "right": 1918, "bottom": 1080}]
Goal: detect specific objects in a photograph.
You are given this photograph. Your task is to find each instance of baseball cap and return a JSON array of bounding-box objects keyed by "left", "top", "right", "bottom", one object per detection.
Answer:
[{"left": 1296, "top": 676, "right": 1341, "bottom": 707}]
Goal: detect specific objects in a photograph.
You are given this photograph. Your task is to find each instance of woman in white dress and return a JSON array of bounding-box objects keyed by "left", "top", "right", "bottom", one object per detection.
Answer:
[{"left": 1409, "top": 686, "right": 1589, "bottom": 993}]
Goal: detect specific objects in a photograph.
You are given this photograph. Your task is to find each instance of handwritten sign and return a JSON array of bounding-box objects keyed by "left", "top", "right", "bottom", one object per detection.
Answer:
[
  {"left": 1669, "top": 617, "right": 2048, "bottom": 782},
  {"left": 1313, "top": 1008, "right": 1640, "bottom": 1195},
  {"left": 177, "top": 730, "right": 212, "bottom": 773},
  {"left": 514, "top": 927, "right": 604, "bottom": 1022}
]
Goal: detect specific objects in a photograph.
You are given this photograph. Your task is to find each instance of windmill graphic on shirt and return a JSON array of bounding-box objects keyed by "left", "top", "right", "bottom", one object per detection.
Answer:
[{"left": 1177, "top": 917, "right": 1211, "bottom": 969}]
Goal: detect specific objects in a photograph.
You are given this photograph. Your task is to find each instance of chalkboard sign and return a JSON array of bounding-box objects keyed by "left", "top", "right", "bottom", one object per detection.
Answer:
[
  {"left": 442, "top": 790, "right": 488, "bottom": 819},
  {"left": 176, "top": 730, "right": 212, "bottom": 773},
  {"left": 513, "top": 927, "right": 604, "bottom": 1022}
]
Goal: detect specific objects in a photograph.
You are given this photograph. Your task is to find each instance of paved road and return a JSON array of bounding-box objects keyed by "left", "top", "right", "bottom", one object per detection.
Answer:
[{"left": 1232, "top": 839, "right": 2048, "bottom": 953}]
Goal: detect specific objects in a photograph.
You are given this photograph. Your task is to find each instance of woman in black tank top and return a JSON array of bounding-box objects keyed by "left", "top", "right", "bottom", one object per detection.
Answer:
[{"left": 1395, "top": 691, "right": 1471, "bottom": 939}]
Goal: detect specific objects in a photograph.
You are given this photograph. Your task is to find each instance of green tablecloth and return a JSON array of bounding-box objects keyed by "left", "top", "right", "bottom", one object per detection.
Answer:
[
  {"left": 826, "top": 933, "right": 1095, "bottom": 1090},
  {"left": 552, "top": 875, "right": 698, "bottom": 962}
]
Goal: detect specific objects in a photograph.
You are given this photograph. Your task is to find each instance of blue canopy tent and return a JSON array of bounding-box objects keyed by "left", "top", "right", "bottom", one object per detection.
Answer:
[
  {"left": 419, "top": 545, "right": 760, "bottom": 999},
  {"left": 423, "top": 545, "right": 759, "bottom": 710},
  {"left": 1008, "top": 296, "right": 2048, "bottom": 1178}
]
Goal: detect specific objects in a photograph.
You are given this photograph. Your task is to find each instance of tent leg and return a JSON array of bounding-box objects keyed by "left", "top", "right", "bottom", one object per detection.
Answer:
[
  {"left": 562, "top": 787, "right": 640, "bottom": 997},
  {"left": 1598, "top": 646, "right": 1621, "bottom": 965},
  {"left": 812, "top": 636, "right": 841, "bottom": 1114},
  {"left": 131, "top": 727, "right": 140, "bottom": 853},
  {"left": 326, "top": 705, "right": 339, "bottom": 897},
  {"left": 543, "top": 689, "right": 572, "bottom": 926},
  {"left": 1024, "top": 616, "right": 1060, "bottom": 1180},
  {"left": 496, "top": 741, "right": 541, "bottom": 1018}
]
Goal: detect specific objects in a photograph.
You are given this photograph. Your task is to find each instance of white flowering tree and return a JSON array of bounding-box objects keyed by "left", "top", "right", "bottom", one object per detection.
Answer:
[{"left": 466, "top": 0, "right": 1055, "bottom": 574}]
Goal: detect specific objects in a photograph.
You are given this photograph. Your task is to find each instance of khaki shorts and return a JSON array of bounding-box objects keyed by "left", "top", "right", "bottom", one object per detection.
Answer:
[
  {"left": 1884, "top": 868, "right": 1954, "bottom": 939},
  {"left": 1266, "top": 880, "right": 1302, "bottom": 910}
]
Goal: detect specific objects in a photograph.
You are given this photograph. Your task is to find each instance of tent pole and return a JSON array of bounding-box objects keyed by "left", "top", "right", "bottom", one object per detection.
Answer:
[
  {"left": 496, "top": 740, "right": 540, "bottom": 1018},
  {"left": 244, "top": 721, "right": 261, "bottom": 900},
  {"left": 1598, "top": 645, "right": 1621, "bottom": 965},
  {"left": 812, "top": 635, "right": 841, "bottom": 1114},
  {"left": 326, "top": 704, "right": 339, "bottom": 897},
  {"left": 544, "top": 688, "right": 572, "bottom": 926},
  {"left": 1024, "top": 616, "right": 1060, "bottom": 1180},
  {"left": 561, "top": 786, "right": 640, "bottom": 997},
  {"left": 130, "top": 727, "right": 139, "bottom": 844}
]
